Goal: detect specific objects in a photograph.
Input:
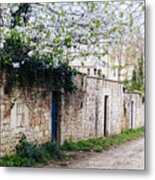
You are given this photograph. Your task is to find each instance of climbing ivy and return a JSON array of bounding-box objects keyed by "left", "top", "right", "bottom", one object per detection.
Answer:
[
  {"left": 0, "top": 32, "right": 77, "bottom": 94},
  {"left": 0, "top": 2, "right": 144, "bottom": 94}
]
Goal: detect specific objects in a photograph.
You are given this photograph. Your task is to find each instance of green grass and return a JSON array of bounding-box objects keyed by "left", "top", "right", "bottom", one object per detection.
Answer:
[
  {"left": 0, "top": 134, "right": 66, "bottom": 167},
  {"left": 0, "top": 127, "right": 144, "bottom": 167},
  {"left": 61, "top": 127, "right": 144, "bottom": 152}
]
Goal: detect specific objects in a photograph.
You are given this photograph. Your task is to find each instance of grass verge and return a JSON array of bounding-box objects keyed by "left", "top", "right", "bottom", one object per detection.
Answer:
[
  {"left": 0, "top": 134, "right": 66, "bottom": 167},
  {"left": 61, "top": 127, "right": 144, "bottom": 152},
  {"left": 0, "top": 127, "right": 144, "bottom": 167}
]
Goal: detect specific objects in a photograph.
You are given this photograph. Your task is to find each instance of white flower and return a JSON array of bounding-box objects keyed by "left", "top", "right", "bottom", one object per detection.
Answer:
[{"left": 12, "top": 62, "right": 20, "bottom": 68}]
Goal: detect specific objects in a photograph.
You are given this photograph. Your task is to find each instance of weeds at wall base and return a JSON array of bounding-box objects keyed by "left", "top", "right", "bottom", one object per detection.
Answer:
[
  {"left": 0, "top": 127, "right": 144, "bottom": 167},
  {"left": 61, "top": 127, "right": 144, "bottom": 152},
  {"left": 0, "top": 134, "right": 66, "bottom": 167}
]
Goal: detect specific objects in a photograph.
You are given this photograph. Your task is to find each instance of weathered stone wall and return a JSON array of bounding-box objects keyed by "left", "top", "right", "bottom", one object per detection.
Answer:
[
  {"left": 60, "top": 76, "right": 122, "bottom": 143},
  {"left": 124, "top": 93, "right": 144, "bottom": 129},
  {"left": 60, "top": 75, "right": 144, "bottom": 144},
  {"left": 0, "top": 74, "right": 144, "bottom": 156},
  {"left": 0, "top": 85, "right": 51, "bottom": 157},
  {"left": 102, "top": 80, "right": 124, "bottom": 135}
]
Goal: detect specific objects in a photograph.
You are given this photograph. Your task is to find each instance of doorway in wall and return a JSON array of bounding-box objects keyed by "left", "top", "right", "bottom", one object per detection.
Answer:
[
  {"left": 104, "top": 95, "right": 109, "bottom": 137},
  {"left": 51, "top": 92, "right": 59, "bottom": 141},
  {"left": 130, "top": 101, "right": 134, "bottom": 128},
  {"left": 95, "top": 97, "right": 98, "bottom": 137}
]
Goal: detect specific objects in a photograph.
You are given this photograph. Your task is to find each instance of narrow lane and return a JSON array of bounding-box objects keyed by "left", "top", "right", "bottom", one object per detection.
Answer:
[{"left": 67, "top": 137, "right": 145, "bottom": 170}]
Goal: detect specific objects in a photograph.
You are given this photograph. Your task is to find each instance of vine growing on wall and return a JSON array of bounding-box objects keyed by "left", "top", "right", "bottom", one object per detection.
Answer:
[
  {"left": 0, "top": 2, "right": 144, "bottom": 94},
  {"left": 0, "top": 31, "right": 77, "bottom": 94}
]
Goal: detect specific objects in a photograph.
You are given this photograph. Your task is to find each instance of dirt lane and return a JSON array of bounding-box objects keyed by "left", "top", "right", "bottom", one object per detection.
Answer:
[
  {"left": 43, "top": 137, "right": 144, "bottom": 170},
  {"left": 66, "top": 137, "right": 145, "bottom": 170}
]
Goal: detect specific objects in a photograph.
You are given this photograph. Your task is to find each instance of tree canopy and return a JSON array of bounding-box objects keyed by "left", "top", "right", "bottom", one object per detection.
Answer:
[
  {"left": 0, "top": 1, "right": 144, "bottom": 63},
  {"left": 0, "top": 1, "right": 145, "bottom": 93}
]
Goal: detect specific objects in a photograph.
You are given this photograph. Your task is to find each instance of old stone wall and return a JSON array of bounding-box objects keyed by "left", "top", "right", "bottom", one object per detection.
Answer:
[
  {"left": 0, "top": 74, "right": 144, "bottom": 156},
  {"left": 0, "top": 85, "right": 51, "bottom": 157},
  {"left": 60, "top": 75, "right": 144, "bottom": 144},
  {"left": 60, "top": 76, "right": 123, "bottom": 143},
  {"left": 124, "top": 93, "right": 144, "bottom": 129}
]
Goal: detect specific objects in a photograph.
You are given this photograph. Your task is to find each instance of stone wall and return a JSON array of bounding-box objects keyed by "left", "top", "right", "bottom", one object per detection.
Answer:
[
  {"left": 124, "top": 93, "right": 144, "bottom": 129},
  {"left": 0, "top": 85, "right": 51, "bottom": 157},
  {"left": 60, "top": 75, "right": 144, "bottom": 144},
  {"left": 0, "top": 74, "right": 144, "bottom": 156}
]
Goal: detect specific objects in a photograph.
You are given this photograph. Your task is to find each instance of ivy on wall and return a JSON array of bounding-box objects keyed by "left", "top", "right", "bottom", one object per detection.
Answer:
[{"left": 0, "top": 32, "right": 77, "bottom": 94}]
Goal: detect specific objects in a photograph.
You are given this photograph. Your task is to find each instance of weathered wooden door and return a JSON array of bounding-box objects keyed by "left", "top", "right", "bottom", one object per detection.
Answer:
[{"left": 51, "top": 92, "right": 58, "bottom": 140}]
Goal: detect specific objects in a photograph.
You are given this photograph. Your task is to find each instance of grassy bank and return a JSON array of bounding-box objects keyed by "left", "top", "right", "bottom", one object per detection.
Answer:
[
  {"left": 61, "top": 127, "right": 144, "bottom": 152},
  {"left": 0, "top": 127, "right": 144, "bottom": 167}
]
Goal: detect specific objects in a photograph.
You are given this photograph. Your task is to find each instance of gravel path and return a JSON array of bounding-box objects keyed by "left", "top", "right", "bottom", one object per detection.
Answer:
[
  {"left": 43, "top": 137, "right": 144, "bottom": 170},
  {"left": 67, "top": 137, "right": 145, "bottom": 170}
]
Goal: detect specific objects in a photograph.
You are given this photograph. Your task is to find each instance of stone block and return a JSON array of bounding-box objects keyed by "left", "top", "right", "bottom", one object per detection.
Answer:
[{"left": 34, "top": 126, "right": 40, "bottom": 132}]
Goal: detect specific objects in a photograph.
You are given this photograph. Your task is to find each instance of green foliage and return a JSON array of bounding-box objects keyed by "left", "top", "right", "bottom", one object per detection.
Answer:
[
  {"left": 130, "top": 68, "right": 138, "bottom": 90},
  {"left": 1, "top": 30, "right": 31, "bottom": 64},
  {"left": 129, "top": 14, "right": 134, "bottom": 27},
  {"left": 1, "top": 2, "right": 144, "bottom": 91},
  {"left": 64, "top": 33, "right": 72, "bottom": 48},
  {"left": 1, "top": 33, "right": 77, "bottom": 94},
  {"left": 10, "top": 3, "right": 31, "bottom": 28},
  {"left": 80, "top": 52, "right": 90, "bottom": 57},
  {"left": 0, "top": 155, "right": 35, "bottom": 167},
  {"left": 0, "top": 128, "right": 144, "bottom": 167},
  {"left": 94, "top": 20, "right": 100, "bottom": 29},
  {"left": 124, "top": 57, "right": 144, "bottom": 102},
  {"left": 132, "top": 68, "right": 137, "bottom": 82},
  {"left": 98, "top": 70, "right": 103, "bottom": 78},
  {"left": 0, "top": 134, "right": 66, "bottom": 167},
  {"left": 62, "top": 127, "right": 144, "bottom": 152}
]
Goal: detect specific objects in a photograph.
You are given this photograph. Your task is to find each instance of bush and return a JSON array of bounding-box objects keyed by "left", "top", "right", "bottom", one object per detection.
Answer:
[
  {"left": 0, "top": 134, "right": 66, "bottom": 167},
  {"left": 0, "top": 128, "right": 144, "bottom": 167},
  {"left": 0, "top": 155, "right": 35, "bottom": 167},
  {"left": 61, "top": 140, "right": 80, "bottom": 151}
]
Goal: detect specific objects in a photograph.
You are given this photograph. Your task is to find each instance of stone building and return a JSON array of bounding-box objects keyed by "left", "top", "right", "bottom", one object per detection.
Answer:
[
  {"left": 69, "top": 52, "right": 109, "bottom": 78},
  {"left": 0, "top": 74, "right": 144, "bottom": 157},
  {"left": 68, "top": 42, "right": 140, "bottom": 82}
]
